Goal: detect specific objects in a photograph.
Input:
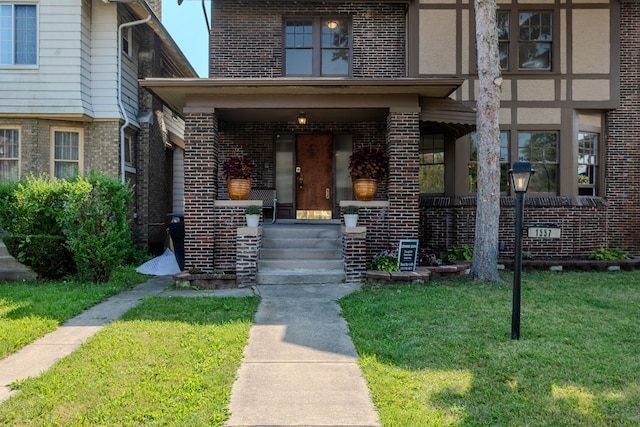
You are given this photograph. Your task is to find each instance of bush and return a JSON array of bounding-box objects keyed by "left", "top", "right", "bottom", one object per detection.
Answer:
[
  {"left": 368, "top": 248, "right": 400, "bottom": 272},
  {"left": 2, "top": 234, "right": 76, "bottom": 279},
  {"left": 0, "top": 175, "right": 66, "bottom": 236},
  {"left": 440, "top": 244, "right": 474, "bottom": 263},
  {"left": 0, "top": 181, "right": 18, "bottom": 231},
  {"left": 62, "top": 173, "right": 133, "bottom": 283},
  {"left": 588, "top": 247, "right": 629, "bottom": 261}
]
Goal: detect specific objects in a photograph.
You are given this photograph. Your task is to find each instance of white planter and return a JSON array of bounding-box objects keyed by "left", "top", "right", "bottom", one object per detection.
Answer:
[
  {"left": 246, "top": 214, "right": 260, "bottom": 227},
  {"left": 344, "top": 214, "right": 358, "bottom": 227}
]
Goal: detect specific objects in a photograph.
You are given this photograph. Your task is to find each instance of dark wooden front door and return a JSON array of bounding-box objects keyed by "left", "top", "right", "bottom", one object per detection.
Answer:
[{"left": 295, "top": 134, "right": 333, "bottom": 219}]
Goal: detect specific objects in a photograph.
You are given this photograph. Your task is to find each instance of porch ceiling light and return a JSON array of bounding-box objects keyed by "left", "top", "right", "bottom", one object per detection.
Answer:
[
  {"left": 297, "top": 112, "right": 307, "bottom": 125},
  {"left": 327, "top": 20, "right": 338, "bottom": 29},
  {"left": 509, "top": 160, "right": 534, "bottom": 193}
]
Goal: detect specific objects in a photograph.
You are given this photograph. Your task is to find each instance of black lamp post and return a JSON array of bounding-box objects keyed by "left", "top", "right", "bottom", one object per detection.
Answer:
[{"left": 509, "top": 161, "right": 534, "bottom": 340}]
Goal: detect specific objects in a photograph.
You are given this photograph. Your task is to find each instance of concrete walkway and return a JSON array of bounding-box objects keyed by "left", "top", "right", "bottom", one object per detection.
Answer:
[
  {"left": 226, "top": 284, "right": 380, "bottom": 427},
  {"left": 0, "top": 277, "right": 380, "bottom": 426}
]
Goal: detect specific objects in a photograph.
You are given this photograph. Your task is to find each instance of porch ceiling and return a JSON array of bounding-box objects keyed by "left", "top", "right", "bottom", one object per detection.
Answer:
[{"left": 139, "top": 78, "right": 466, "bottom": 119}]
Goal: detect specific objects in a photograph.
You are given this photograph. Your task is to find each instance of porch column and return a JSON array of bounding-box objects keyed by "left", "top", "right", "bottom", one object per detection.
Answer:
[
  {"left": 387, "top": 109, "right": 420, "bottom": 242},
  {"left": 183, "top": 110, "right": 219, "bottom": 272}
]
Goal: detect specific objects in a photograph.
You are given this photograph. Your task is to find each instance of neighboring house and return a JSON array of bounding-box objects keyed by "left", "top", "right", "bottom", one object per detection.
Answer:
[
  {"left": 141, "top": 0, "right": 638, "bottom": 276},
  {"left": 0, "top": 0, "right": 197, "bottom": 254}
]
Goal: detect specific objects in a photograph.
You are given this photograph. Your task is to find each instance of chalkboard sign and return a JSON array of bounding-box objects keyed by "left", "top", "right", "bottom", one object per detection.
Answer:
[{"left": 398, "top": 239, "right": 419, "bottom": 271}]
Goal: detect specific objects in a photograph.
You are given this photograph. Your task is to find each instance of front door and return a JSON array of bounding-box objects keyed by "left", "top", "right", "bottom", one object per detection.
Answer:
[{"left": 295, "top": 134, "right": 333, "bottom": 219}]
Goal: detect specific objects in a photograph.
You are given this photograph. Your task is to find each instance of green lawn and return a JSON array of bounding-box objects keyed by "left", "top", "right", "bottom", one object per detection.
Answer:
[
  {"left": 339, "top": 271, "right": 640, "bottom": 426},
  {"left": 0, "top": 296, "right": 260, "bottom": 426},
  {"left": 0, "top": 267, "right": 145, "bottom": 359}
]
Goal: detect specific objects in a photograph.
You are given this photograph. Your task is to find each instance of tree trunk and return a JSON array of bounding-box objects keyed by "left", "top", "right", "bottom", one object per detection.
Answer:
[{"left": 470, "top": 0, "right": 503, "bottom": 282}]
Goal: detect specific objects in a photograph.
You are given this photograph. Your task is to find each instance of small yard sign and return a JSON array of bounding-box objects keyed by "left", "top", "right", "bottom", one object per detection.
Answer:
[{"left": 398, "top": 239, "right": 419, "bottom": 271}]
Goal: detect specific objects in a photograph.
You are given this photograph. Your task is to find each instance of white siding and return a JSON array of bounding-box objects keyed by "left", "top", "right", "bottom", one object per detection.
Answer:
[
  {"left": 0, "top": 0, "right": 125, "bottom": 119},
  {"left": 90, "top": 1, "right": 120, "bottom": 119}
]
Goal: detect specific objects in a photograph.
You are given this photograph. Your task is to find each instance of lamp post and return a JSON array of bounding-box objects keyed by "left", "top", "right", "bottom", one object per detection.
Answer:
[{"left": 509, "top": 161, "right": 534, "bottom": 340}]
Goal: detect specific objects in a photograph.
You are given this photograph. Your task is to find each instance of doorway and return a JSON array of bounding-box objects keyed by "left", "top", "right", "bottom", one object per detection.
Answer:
[{"left": 295, "top": 134, "right": 333, "bottom": 219}]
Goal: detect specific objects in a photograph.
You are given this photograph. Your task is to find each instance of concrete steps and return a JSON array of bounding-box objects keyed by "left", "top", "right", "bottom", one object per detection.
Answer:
[
  {"left": 256, "top": 223, "right": 345, "bottom": 285},
  {"left": 0, "top": 239, "right": 37, "bottom": 282}
]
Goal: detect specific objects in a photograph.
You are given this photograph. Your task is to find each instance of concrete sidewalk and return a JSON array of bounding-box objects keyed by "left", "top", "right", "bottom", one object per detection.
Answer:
[
  {"left": 226, "top": 284, "right": 380, "bottom": 427},
  {"left": 0, "top": 278, "right": 380, "bottom": 426}
]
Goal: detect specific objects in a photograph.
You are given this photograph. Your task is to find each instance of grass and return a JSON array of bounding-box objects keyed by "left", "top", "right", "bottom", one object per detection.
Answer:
[
  {"left": 339, "top": 271, "right": 640, "bottom": 426},
  {"left": 0, "top": 267, "right": 145, "bottom": 359},
  {"left": 0, "top": 296, "right": 260, "bottom": 426}
]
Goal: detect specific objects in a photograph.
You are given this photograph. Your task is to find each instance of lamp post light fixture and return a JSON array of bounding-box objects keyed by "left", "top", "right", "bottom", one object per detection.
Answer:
[{"left": 508, "top": 160, "right": 534, "bottom": 340}]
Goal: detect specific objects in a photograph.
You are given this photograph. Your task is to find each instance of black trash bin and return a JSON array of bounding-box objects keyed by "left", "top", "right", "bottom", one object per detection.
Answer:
[{"left": 167, "top": 213, "right": 185, "bottom": 271}]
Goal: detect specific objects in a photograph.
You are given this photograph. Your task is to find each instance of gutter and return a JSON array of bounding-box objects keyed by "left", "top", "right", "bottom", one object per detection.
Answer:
[{"left": 118, "top": 13, "right": 151, "bottom": 184}]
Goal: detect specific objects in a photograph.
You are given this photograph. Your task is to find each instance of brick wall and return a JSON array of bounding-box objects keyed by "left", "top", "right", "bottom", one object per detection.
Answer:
[
  {"left": 210, "top": 0, "right": 406, "bottom": 78},
  {"left": 606, "top": 1, "right": 640, "bottom": 254},
  {"left": 420, "top": 196, "right": 610, "bottom": 260}
]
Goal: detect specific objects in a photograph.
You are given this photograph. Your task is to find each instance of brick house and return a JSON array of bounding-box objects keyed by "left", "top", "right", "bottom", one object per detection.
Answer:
[
  {"left": 0, "top": 0, "right": 197, "bottom": 253},
  {"left": 142, "top": 0, "right": 638, "bottom": 280}
]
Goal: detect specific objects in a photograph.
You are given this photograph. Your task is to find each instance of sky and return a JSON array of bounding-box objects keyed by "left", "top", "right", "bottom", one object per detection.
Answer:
[{"left": 162, "top": 0, "right": 211, "bottom": 78}]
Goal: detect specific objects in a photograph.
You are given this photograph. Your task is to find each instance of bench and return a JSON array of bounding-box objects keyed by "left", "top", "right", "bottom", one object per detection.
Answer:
[{"left": 249, "top": 188, "right": 277, "bottom": 223}]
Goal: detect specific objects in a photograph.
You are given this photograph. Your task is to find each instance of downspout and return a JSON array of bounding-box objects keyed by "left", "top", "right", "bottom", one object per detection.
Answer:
[{"left": 118, "top": 13, "right": 151, "bottom": 184}]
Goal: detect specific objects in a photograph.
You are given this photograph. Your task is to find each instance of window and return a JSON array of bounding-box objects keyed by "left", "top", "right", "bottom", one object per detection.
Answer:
[
  {"left": 52, "top": 129, "right": 82, "bottom": 179},
  {"left": 469, "top": 132, "right": 510, "bottom": 193},
  {"left": 0, "top": 4, "right": 37, "bottom": 65},
  {"left": 285, "top": 18, "right": 350, "bottom": 76},
  {"left": 578, "top": 132, "right": 598, "bottom": 196},
  {"left": 0, "top": 128, "right": 19, "bottom": 182},
  {"left": 122, "top": 26, "right": 131, "bottom": 56},
  {"left": 124, "top": 135, "right": 134, "bottom": 169},
  {"left": 518, "top": 131, "right": 557, "bottom": 193},
  {"left": 497, "top": 10, "right": 552, "bottom": 71},
  {"left": 419, "top": 134, "right": 445, "bottom": 193}
]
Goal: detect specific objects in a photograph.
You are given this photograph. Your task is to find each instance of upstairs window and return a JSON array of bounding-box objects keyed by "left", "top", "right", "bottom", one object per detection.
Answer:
[
  {"left": 497, "top": 10, "right": 552, "bottom": 71},
  {"left": 285, "top": 18, "right": 350, "bottom": 76},
  {"left": 0, "top": 4, "right": 37, "bottom": 65},
  {"left": 0, "top": 128, "right": 20, "bottom": 182}
]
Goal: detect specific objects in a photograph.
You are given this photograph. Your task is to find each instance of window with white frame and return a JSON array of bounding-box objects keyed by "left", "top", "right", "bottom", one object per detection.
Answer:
[
  {"left": 52, "top": 129, "right": 82, "bottom": 179},
  {"left": 578, "top": 131, "right": 598, "bottom": 196},
  {"left": 285, "top": 17, "right": 350, "bottom": 76},
  {"left": 469, "top": 132, "right": 510, "bottom": 193},
  {"left": 419, "top": 133, "right": 445, "bottom": 193},
  {"left": 497, "top": 10, "right": 553, "bottom": 71},
  {"left": 0, "top": 127, "right": 20, "bottom": 182},
  {"left": 518, "top": 131, "right": 558, "bottom": 193},
  {"left": 0, "top": 4, "right": 37, "bottom": 65}
]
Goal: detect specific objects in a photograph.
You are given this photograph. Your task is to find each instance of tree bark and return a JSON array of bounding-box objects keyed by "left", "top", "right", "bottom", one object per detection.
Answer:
[{"left": 470, "top": 0, "right": 503, "bottom": 282}]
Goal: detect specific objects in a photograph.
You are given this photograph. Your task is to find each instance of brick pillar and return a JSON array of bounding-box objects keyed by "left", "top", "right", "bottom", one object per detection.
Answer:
[
  {"left": 236, "top": 227, "right": 261, "bottom": 287},
  {"left": 183, "top": 111, "right": 219, "bottom": 272},
  {"left": 343, "top": 227, "right": 367, "bottom": 283},
  {"left": 387, "top": 110, "right": 420, "bottom": 243}
]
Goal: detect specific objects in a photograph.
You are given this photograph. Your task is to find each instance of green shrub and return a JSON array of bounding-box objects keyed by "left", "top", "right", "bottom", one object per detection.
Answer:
[
  {"left": 368, "top": 248, "right": 400, "bottom": 272},
  {"left": 62, "top": 173, "right": 133, "bottom": 283},
  {"left": 1, "top": 176, "right": 66, "bottom": 235},
  {"left": 440, "top": 244, "right": 474, "bottom": 263},
  {"left": 588, "top": 247, "right": 629, "bottom": 261},
  {"left": 0, "top": 181, "right": 18, "bottom": 231},
  {"left": 2, "top": 234, "right": 75, "bottom": 279}
]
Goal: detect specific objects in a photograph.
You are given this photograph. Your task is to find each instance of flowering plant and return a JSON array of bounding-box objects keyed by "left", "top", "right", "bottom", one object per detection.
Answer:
[
  {"left": 223, "top": 155, "right": 255, "bottom": 180},
  {"left": 368, "top": 247, "right": 400, "bottom": 272},
  {"left": 348, "top": 146, "right": 389, "bottom": 180}
]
